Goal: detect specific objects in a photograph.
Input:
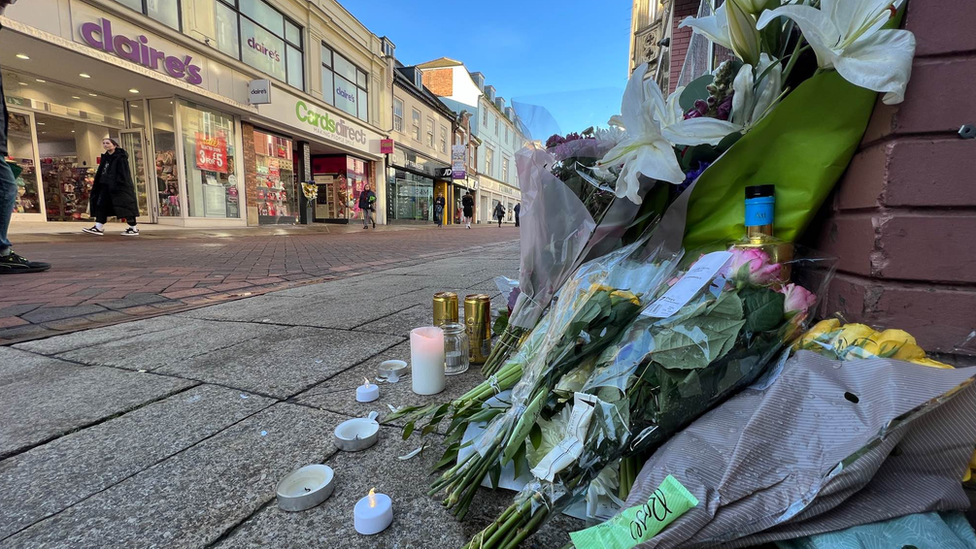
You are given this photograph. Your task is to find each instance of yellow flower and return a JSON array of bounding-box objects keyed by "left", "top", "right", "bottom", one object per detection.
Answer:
[
  {"left": 611, "top": 290, "right": 641, "bottom": 307},
  {"left": 910, "top": 357, "right": 955, "bottom": 370},
  {"left": 794, "top": 318, "right": 841, "bottom": 351},
  {"left": 969, "top": 451, "right": 976, "bottom": 469},
  {"left": 591, "top": 284, "right": 615, "bottom": 294},
  {"left": 964, "top": 468, "right": 972, "bottom": 483},
  {"left": 830, "top": 323, "right": 876, "bottom": 353}
]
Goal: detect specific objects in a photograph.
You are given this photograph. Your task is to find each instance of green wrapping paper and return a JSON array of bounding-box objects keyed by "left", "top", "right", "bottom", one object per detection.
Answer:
[{"left": 682, "top": 71, "right": 877, "bottom": 250}]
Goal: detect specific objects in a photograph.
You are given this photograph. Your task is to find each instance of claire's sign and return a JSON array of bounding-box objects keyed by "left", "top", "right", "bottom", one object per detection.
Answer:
[{"left": 80, "top": 18, "right": 203, "bottom": 86}]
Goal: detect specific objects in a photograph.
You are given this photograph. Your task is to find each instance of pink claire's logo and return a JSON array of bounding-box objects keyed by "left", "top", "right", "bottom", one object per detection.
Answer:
[
  {"left": 247, "top": 37, "right": 281, "bottom": 62},
  {"left": 80, "top": 18, "right": 203, "bottom": 86}
]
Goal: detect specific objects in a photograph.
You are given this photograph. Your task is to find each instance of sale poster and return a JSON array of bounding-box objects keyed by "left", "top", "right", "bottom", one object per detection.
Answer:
[{"left": 195, "top": 133, "right": 228, "bottom": 174}]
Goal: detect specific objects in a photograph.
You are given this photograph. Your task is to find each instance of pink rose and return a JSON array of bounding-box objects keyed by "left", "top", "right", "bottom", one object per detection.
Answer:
[
  {"left": 779, "top": 283, "right": 816, "bottom": 316},
  {"left": 725, "top": 248, "right": 781, "bottom": 286}
]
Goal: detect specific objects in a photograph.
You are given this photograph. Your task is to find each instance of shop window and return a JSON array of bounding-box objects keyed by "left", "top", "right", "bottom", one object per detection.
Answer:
[
  {"left": 321, "top": 44, "right": 369, "bottom": 122},
  {"left": 216, "top": 0, "right": 304, "bottom": 90},
  {"left": 440, "top": 126, "right": 448, "bottom": 154},
  {"left": 502, "top": 157, "right": 509, "bottom": 183},
  {"left": 5, "top": 113, "right": 40, "bottom": 215},
  {"left": 149, "top": 99, "right": 179, "bottom": 217},
  {"left": 393, "top": 97, "right": 404, "bottom": 133},
  {"left": 253, "top": 130, "right": 296, "bottom": 224},
  {"left": 177, "top": 100, "right": 239, "bottom": 219},
  {"left": 411, "top": 109, "right": 421, "bottom": 142},
  {"left": 113, "top": 0, "right": 180, "bottom": 31},
  {"left": 426, "top": 117, "right": 434, "bottom": 149}
]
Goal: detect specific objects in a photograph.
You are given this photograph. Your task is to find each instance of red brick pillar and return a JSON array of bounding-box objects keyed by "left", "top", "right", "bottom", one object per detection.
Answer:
[
  {"left": 808, "top": 0, "right": 976, "bottom": 354},
  {"left": 668, "top": 0, "right": 704, "bottom": 93},
  {"left": 241, "top": 122, "right": 258, "bottom": 226}
]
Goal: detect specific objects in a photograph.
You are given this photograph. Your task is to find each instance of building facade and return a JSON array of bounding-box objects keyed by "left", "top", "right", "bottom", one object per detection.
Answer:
[
  {"left": 2, "top": 0, "right": 394, "bottom": 228},
  {"left": 386, "top": 63, "right": 455, "bottom": 224},
  {"left": 417, "top": 58, "right": 525, "bottom": 224},
  {"left": 630, "top": 0, "right": 672, "bottom": 89}
]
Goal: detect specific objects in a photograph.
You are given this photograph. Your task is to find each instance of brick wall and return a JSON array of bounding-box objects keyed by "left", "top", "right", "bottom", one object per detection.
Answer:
[
  {"left": 422, "top": 68, "right": 453, "bottom": 97},
  {"left": 668, "top": 0, "right": 701, "bottom": 92},
  {"left": 241, "top": 122, "right": 259, "bottom": 226},
  {"left": 805, "top": 0, "right": 976, "bottom": 354}
]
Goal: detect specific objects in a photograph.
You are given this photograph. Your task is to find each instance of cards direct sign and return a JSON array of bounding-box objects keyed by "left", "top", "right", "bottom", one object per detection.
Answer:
[
  {"left": 295, "top": 100, "right": 367, "bottom": 147},
  {"left": 195, "top": 133, "right": 229, "bottom": 174},
  {"left": 79, "top": 18, "right": 203, "bottom": 86}
]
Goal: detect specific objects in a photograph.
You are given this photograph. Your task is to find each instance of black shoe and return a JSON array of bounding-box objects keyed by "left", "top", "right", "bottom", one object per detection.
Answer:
[
  {"left": 0, "top": 252, "right": 52, "bottom": 274},
  {"left": 363, "top": 225, "right": 368, "bottom": 229},
  {"left": 372, "top": 220, "right": 376, "bottom": 229},
  {"left": 82, "top": 226, "right": 104, "bottom": 236}
]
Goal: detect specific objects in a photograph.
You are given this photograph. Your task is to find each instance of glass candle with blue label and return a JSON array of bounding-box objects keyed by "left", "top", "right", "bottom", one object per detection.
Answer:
[{"left": 734, "top": 185, "right": 793, "bottom": 281}]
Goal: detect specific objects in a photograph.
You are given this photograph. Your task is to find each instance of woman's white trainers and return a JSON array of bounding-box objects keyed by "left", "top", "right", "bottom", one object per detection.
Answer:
[
  {"left": 82, "top": 226, "right": 104, "bottom": 236},
  {"left": 121, "top": 227, "right": 140, "bottom": 236}
]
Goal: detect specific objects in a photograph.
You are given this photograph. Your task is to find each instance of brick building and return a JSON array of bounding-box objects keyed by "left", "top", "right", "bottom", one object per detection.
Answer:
[{"left": 662, "top": 0, "right": 976, "bottom": 356}]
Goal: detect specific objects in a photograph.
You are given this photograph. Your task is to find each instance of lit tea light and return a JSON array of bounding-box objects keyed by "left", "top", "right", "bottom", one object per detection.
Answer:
[
  {"left": 354, "top": 488, "right": 393, "bottom": 535},
  {"left": 356, "top": 378, "right": 379, "bottom": 402}
]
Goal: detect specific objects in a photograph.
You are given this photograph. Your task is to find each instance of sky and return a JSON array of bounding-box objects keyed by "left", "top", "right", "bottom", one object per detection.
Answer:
[{"left": 343, "top": 0, "right": 632, "bottom": 141}]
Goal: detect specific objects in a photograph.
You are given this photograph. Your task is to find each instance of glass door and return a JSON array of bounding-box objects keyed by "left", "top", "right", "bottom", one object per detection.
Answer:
[{"left": 119, "top": 129, "right": 154, "bottom": 222}]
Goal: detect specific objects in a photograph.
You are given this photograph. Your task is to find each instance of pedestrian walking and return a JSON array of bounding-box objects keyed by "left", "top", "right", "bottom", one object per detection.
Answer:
[
  {"left": 434, "top": 192, "right": 446, "bottom": 227},
  {"left": 462, "top": 191, "right": 474, "bottom": 229},
  {"left": 359, "top": 183, "right": 376, "bottom": 229},
  {"left": 494, "top": 202, "right": 506, "bottom": 228},
  {"left": 1, "top": 1, "right": 52, "bottom": 274},
  {"left": 514, "top": 202, "right": 521, "bottom": 228},
  {"left": 82, "top": 138, "right": 141, "bottom": 236}
]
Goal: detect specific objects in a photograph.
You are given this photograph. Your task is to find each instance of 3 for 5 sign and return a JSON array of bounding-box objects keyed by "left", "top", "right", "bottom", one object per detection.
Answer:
[{"left": 195, "top": 133, "right": 228, "bottom": 174}]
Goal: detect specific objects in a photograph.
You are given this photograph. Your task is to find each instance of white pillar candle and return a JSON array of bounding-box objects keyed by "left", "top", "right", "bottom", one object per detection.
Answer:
[
  {"left": 356, "top": 378, "right": 379, "bottom": 402},
  {"left": 354, "top": 488, "right": 393, "bottom": 535},
  {"left": 410, "top": 326, "right": 445, "bottom": 395}
]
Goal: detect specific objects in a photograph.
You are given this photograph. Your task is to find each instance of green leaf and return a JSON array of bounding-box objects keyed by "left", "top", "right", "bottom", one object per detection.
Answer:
[
  {"left": 743, "top": 288, "right": 786, "bottom": 333},
  {"left": 679, "top": 74, "right": 714, "bottom": 112},
  {"left": 529, "top": 423, "right": 543, "bottom": 450},
  {"left": 402, "top": 422, "right": 415, "bottom": 440},
  {"left": 651, "top": 294, "right": 746, "bottom": 370},
  {"left": 488, "top": 464, "right": 501, "bottom": 489},
  {"left": 421, "top": 423, "right": 439, "bottom": 437},
  {"left": 513, "top": 444, "right": 526, "bottom": 479}
]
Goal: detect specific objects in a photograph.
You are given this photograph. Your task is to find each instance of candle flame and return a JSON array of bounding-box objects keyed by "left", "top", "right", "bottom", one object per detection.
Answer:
[
  {"left": 368, "top": 487, "right": 377, "bottom": 508},
  {"left": 363, "top": 377, "right": 370, "bottom": 388}
]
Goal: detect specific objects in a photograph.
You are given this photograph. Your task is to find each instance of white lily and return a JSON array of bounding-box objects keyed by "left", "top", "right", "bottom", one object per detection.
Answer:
[
  {"left": 597, "top": 64, "right": 686, "bottom": 203},
  {"left": 757, "top": 0, "right": 915, "bottom": 104},
  {"left": 679, "top": 2, "right": 733, "bottom": 52},
  {"left": 726, "top": 0, "right": 762, "bottom": 66},
  {"left": 656, "top": 85, "right": 741, "bottom": 147},
  {"left": 731, "top": 53, "right": 784, "bottom": 129}
]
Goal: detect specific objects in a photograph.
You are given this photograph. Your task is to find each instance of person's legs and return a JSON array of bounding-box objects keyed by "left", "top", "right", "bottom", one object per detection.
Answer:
[
  {"left": 362, "top": 209, "right": 368, "bottom": 228},
  {"left": 0, "top": 161, "right": 16, "bottom": 256},
  {"left": 121, "top": 217, "right": 139, "bottom": 236},
  {"left": 369, "top": 209, "right": 376, "bottom": 228}
]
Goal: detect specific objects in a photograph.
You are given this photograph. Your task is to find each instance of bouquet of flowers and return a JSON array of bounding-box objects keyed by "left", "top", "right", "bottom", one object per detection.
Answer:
[
  {"left": 301, "top": 182, "right": 318, "bottom": 201},
  {"left": 459, "top": 245, "right": 831, "bottom": 549}
]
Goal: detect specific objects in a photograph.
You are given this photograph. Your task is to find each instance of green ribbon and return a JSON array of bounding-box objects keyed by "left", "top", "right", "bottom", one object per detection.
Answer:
[{"left": 569, "top": 475, "right": 698, "bottom": 549}]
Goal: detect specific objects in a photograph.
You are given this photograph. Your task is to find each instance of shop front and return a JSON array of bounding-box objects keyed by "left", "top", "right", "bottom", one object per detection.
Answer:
[
  {"left": 387, "top": 145, "right": 450, "bottom": 224},
  {"left": 250, "top": 88, "right": 386, "bottom": 225}
]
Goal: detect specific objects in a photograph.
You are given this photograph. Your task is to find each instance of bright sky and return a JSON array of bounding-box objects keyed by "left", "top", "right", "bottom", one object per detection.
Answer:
[{"left": 343, "top": 0, "right": 632, "bottom": 141}]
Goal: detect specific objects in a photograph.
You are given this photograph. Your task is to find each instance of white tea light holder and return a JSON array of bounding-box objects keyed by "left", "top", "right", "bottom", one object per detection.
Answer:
[
  {"left": 276, "top": 464, "right": 335, "bottom": 512},
  {"left": 378, "top": 359, "right": 408, "bottom": 379},
  {"left": 334, "top": 411, "right": 380, "bottom": 452}
]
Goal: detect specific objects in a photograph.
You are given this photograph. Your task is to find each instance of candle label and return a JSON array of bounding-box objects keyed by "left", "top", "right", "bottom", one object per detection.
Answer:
[{"left": 569, "top": 475, "right": 698, "bottom": 549}]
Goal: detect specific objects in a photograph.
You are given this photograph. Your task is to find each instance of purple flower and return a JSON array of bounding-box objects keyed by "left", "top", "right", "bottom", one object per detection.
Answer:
[
  {"left": 716, "top": 94, "right": 734, "bottom": 121},
  {"left": 679, "top": 161, "right": 711, "bottom": 192},
  {"left": 507, "top": 287, "right": 521, "bottom": 315},
  {"left": 684, "top": 99, "right": 709, "bottom": 120}
]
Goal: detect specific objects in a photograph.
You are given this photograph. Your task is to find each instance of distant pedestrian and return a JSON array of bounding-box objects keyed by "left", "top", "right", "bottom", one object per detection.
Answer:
[
  {"left": 462, "top": 191, "right": 474, "bottom": 229},
  {"left": 514, "top": 203, "right": 521, "bottom": 228},
  {"left": 494, "top": 202, "right": 506, "bottom": 228},
  {"left": 1, "top": 0, "right": 51, "bottom": 274},
  {"left": 434, "top": 192, "right": 445, "bottom": 227},
  {"left": 359, "top": 183, "right": 376, "bottom": 229},
  {"left": 83, "top": 138, "right": 140, "bottom": 236}
]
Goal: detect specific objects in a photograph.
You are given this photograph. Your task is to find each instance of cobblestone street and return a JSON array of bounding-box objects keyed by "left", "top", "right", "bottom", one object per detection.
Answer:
[{"left": 0, "top": 224, "right": 519, "bottom": 344}]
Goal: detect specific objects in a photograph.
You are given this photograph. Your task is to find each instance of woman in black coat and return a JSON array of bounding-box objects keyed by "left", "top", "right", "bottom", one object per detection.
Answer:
[{"left": 83, "top": 138, "right": 140, "bottom": 236}]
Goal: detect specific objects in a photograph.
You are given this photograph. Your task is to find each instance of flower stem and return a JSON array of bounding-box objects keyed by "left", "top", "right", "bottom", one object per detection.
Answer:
[{"left": 782, "top": 38, "right": 808, "bottom": 83}]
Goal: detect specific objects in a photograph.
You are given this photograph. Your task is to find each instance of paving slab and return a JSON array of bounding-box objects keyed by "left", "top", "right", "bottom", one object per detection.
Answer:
[
  {"left": 293, "top": 341, "right": 491, "bottom": 434},
  {"left": 0, "top": 403, "right": 342, "bottom": 549},
  {"left": 214, "top": 425, "right": 579, "bottom": 549},
  {"left": 155, "top": 326, "right": 404, "bottom": 398},
  {"left": 19, "top": 304, "right": 108, "bottom": 324},
  {"left": 49, "top": 318, "right": 281, "bottom": 371},
  {"left": 0, "top": 347, "right": 197, "bottom": 458},
  {"left": 0, "top": 385, "right": 275, "bottom": 540}
]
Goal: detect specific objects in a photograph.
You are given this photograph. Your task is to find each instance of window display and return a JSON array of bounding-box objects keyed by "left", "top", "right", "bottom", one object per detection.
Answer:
[
  {"left": 41, "top": 158, "right": 95, "bottom": 221},
  {"left": 388, "top": 170, "right": 433, "bottom": 222},
  {"left": 5, "top": 112, "right": 40, "bottom": 214},
  {"left": 253, "top": 130, "right": 296, "bottom": 224},
  {"left": 311, "top": 155, "right": 371, "bottom": 221},
  {"left": 150, "top": 99, "right": 180, "bottom": 217},
  {"left": 178, "top": 101, "right": 240, "bottom": 218}
]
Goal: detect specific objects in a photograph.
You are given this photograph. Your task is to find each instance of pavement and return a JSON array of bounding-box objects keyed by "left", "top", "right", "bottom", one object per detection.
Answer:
[
  {"left": 0, "top": 229, "right": 584, "bottom": 548},
  {"left": 0, "top": 222, "right": 518, "bottom": 345}
]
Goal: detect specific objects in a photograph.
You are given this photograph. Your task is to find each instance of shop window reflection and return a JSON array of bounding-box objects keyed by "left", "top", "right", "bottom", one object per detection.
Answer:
[
  {"left": 6, "top": 113, "right": 41, "bottom": 214},
  {"left": 149, "top": 99, "right": 179, "bottom": 217},
  {"left": 178, "top": 101, "right": 239, "bottom": 218}
]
